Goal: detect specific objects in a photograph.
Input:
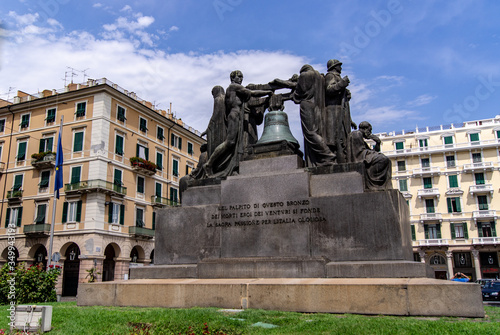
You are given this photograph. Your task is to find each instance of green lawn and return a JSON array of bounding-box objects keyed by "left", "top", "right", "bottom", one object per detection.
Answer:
[{"left": 0, "top": 302, "right": 499, "bottom": 334}]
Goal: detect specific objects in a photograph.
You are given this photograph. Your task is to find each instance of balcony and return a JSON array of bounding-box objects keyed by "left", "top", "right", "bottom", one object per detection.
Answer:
[
  {"left": 64, "top": 179, "right": 127, "bottom": 197},
  {"left": 7, "top": 189, "right": 23, "bottom": 202},
  {"left": 472, "top": 210, "right": 497, "bottom": 221},
  {"left": 31, "top": 152, "right": 55, "bottom": 169},
  {"left": 130, "top": 157, "right": 157, "bottom": 176},
  {"left": 445, "top": 187, "right": 463, "bottom": 196},
  {"left": 420, "top": 213, "right": 442, "bottom": 222},
  {"left": 417, "top": 239, "right": 449, "bottom": 247},
  {"left": 400, "top": 191, "right": 413, "bottom": 199},
  {"left": 417, "top": 188, "right": 440, "bottom": 198},
  {"left": 151, "top": 195, "right": 179, "bottom": 207},
  {"left": 463, "top": 161, "right": 495, "bottom": 173},
  {"left": 472, "top": 237, "right": 500, "bottom": 245},
  {"left": 129, "top": 226, "right": 154, "bottom": 239},
  {"left": 469, "top": 184, "right": 494, "bottom": 195},
  {"left": 412, "top": 167, "right": 440, "bottom": 177},
  {"left": 23, "top": 224, "right": 51, "bottom": 236}
]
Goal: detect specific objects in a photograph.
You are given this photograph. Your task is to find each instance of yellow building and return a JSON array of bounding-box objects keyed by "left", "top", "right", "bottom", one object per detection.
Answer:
[
  {"left": 379, "top": 116, "right": 500, "bottom": 281},
  {"left": 0, "top": 79, "right": 204, "bottom": 296}
]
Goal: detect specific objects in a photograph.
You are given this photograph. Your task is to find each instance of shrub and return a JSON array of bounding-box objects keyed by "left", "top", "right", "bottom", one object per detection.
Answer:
[{"left": 0, "top": 262, "right": 61, "bottom": 304}]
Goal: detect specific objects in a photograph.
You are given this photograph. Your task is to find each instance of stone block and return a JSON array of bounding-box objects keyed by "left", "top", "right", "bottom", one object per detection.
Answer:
[
  {"left": 326, "top": 261, "right": 428, "bottom": 278},
  {"left": 239, "top": 155, "right": 304, "bottom": 176},
  {"left": 130, "top": 264, "right": 197, "bottom": 279},
  {"left": 182, "top": 185, "right": 221, "bottom": 206},
  {"left": 310, "top": 172, "right": 363, "bottom": 197}
]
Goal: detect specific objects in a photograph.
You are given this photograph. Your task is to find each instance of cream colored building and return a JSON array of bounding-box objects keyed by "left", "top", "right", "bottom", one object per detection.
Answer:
[
  {"left": 0, "top": 79, "right": 204, "bottom": 296},
  {"left": 379, "top": 116, "right": 500, "bottom": 281}
]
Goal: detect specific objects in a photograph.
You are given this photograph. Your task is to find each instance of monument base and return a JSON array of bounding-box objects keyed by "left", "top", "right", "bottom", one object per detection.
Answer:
[{"left": 77, "top": 278, "right": 484, "bottom": 318}]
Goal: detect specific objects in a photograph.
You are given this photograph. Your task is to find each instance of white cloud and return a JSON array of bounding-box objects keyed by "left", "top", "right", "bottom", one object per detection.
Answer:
[
  {"left": 47, "top": 18, "right": 63, "bottom": 30},
  {"left": 93, "top": 3, "right": 103, "bottom": 8},
  {"left": 8, "top": 11, "right": 39, "bottom": 26},
  {"left": 121, "top": 5, "right": 132, "bottom": 12},
  {"left": 169, "top": 26, "right": 179, "bottom": 32},
  {"left": 407, "top": 94, "right": 437, "bottom": 107}
]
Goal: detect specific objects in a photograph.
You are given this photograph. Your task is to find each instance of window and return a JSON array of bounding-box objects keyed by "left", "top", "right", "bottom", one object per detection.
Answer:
[
  {"left": 477, "top": 195, "right": 488, "bottom": 210},
  {"left": 469, "top": 132, "right": 480, "bottom": 143},
  {"left": 39, "top": 137, "right": 54, "bottom": 153},
  {"left": 424, "top": 224, "right": 441, "bottom": 239},
  {"left": 474, "top": 173, "right": 485, "bottom": 185},
  {"left": 13, "top": 174, "right": 23, "bottom": 191},
  {"left": 448, "top": 175, "right": 458, "bottom": 188},
  {"left": 451, "top": 223, "right": 468, "bottom": 239},
  {"left": 136, "top": 143, "right": 149, "bottom": 160},
  {"left": 172, "top": 158, "right": 179, "bottom": 177},
  {"left": 73, "top": 131, "right": 84, "bottom": 152},
  {"left": 46, "top": 108, "right": 56, "bottom": 123},
  {"left": 35, "top": 204, "right": 47, "bottom": 224},
  {"left": 171, "top": 133, "right": 182, "bottom": 150},
  {"left": 477, "top": 222, "right": 497, "bottom": 238},
  {"left": 17, "top": 141, "right": 27, "bottom": 161},
  {"left": 0, "top": 119, "right": 5, "bottom": 132},
  {"left": 399, "top": 179, "right": 408, "bottom": 192},
  {"left": 39, "top": 170, "right": 50, "bottom": 189},
  {"left": 5, "top": 207, "right": 23, "bottom": 228},
  {"left": 156, "top": 152, "right": 163, "bottom": 171},
  {"left": 423, "top": 177, "right": 432, "bottom": 189},
  {"left": 418, "top": 138, "right": 428, "bottom": 150},
  {"left": 425, "top": 199, "right": 435, "bottom": 213},
  {"left": 157, "top": 126, "right": 164, "bottom": 141},
  {"left": 117, "top": 106, "right": 126, "bottom": 122},
  {"left": 443, "top": 136, "right": 453, "bottom": 147},
  {"left": 446, "top": 155, "right": 456, "bottom": 168},
  {"left": 186, "top": 164, "right": 193, "bottom": 175},
  {"left": 70, "top": 166, "right": 81, "bottom": 185},
  {"left": 411, "top": 225, "right": 416, "bottom": 241},
  {"left": 397, "top": 160, "right": 406, "bottom": 172},
  {"left": 421, "top": 158, "right": 430, "bottom": 168},
  {"left": 170, "top": 187, "right": 178, "bottom": 203},
  {"left": 20, "top": 114, "right": 30, "bottom": 128},
  {"left": 188, "top": 142, "right": 194, "bottom": 155},
  {"left": 135, "top": 207, "right": 144, "bottom": 227},
  {"left": 108, "top": 202, "right": 124, "bottom": 225},
  {"left": 113, "top": 169, "right": 122, "bottom": 191},
  {"left": 62, "top": 201, "right": 82, "bottom": 223},
  {"left": 395, "top": 142, "right": 404, "bottom": 152},
  {"left": 497, "top": 130, "right": 500, "bottom": 141},
  {"left": 139, "top": 117, "right": 148, "bottom": 132},
  {"left": 472, "top": 153, "right": 482, "bottom": 163},
  {"left": 76, "top": 102, "right": 86, "bottom": 117},
  {"left": 137, "top": 176, "right": 145, "bottom": 194},
  {"left": 430, "top": 254, "right": 446, "bottom": 265},
  {"left": 454, "top": 252, "right": 472, "bottom": 267},
  {"left": 447, "top": 197, "right": 461, "bottom": 213},
  {"left": 115, "top": 134, "right": 124, "bottom": 156},
  {"left": 155, "top": 182, "right": 162, "bottom": 198}
]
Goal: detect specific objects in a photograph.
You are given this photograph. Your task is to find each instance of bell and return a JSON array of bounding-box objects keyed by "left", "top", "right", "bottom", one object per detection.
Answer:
[{"left": 256, "top": 110, "right": 299, "bottom": 147}]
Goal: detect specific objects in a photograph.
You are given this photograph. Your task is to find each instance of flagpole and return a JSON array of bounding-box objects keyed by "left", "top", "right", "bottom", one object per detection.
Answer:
[{"left": 47, "top": 115, "right": 63, "bottom": 271}]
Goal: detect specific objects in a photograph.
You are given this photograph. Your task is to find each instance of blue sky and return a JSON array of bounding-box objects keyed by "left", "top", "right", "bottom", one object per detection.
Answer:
[{"left": 1, "top": 0, "right": 500, "bottom": 142}]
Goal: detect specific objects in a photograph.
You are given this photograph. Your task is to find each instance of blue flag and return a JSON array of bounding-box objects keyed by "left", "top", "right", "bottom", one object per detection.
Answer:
[{"left": 54, "top": 131, "right": 63, "bottom": 199}]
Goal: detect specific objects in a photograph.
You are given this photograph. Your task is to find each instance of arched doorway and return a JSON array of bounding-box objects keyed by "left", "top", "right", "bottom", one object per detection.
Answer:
[
  {"left": 102, "top": 245, "right": 116, "bottom": 282},
  {"left": 150, "top": 250, "right": 154, "bottom": 265},
  {"left": 429, "top": 253, "right": 448, "bottom": 280},
  {"left": 1, "top": 246, "right": 19, "bottom": 268},
  {"left": 62, "top": 243, "right": 80, "bottom": 296},
  {"left": 33, "top": 245, "right": 48, "bottom": 269}
]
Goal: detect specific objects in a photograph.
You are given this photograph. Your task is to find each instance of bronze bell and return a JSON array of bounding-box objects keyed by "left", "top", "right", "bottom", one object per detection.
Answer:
[{"left": 256, "top": 110, "right": 299, "bottom": 147}]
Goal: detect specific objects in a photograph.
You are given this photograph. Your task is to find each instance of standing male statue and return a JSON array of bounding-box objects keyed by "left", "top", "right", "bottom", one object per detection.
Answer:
[
  {"left": 292, "top": 64, "right": 335, "bottom": 167},
  {"left": 324, "top": 59, "right": 357, "bottom": 163},
  {"left": 204, "top": 70, "right": 272, "bottom": 177}
]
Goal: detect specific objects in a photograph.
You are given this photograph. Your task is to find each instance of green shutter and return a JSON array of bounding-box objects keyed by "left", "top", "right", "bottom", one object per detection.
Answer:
[
  {"left": 120, "top": 204, "right": 125, "bottom": 225},
  {"left": 173, "top": 160, "right": 179, "bottom": 176},
  {"left": 171, "top": 133, "right": 175, "bottom": 146},
  {"left": 152, "top": 212, "right": 156, "bottom": 230},
  {"left": 411, "top": 225, "right": 416, "bottom": 241},
  {"left": 17, "top": 142, "right": 27, "bottom": 161},
  {"left": 447, "top": 198, "right": 453, "bottom": 213},
  {"left": 156, "top": 183, "right": 162, "bottom": 197},
  {"left": 156, "top": 152, "right": 163, "bottom": 171},
  {"left": 188, "top": 142, "right": 193, "bottom": 155},
  {"left": 450, "top": 223, "right": 456, "bottom": 239},
  {"left": 399, "top": 179, "right": 407, "bottom": 192},
  {"left": 71, "top": 166, "right": 81, "bottom": 184},
  {"left": 137, "top": 177, "right": 144, "bottom": 193},
  {"left": 5, "top": 208, "right": 10, "bottom": 228},
  {"left": 424, "top": 224, "right": 429, "bottom": 239},
  {"left": 74, "top": 132, "right": 84, "bottom": 152},
  {"left": 395, "top": 142, "right": 404, "bottom": 150},
  {"left": 478, "top": 196, "right": 488, "bottom": 210},
  {"left": 116, "top": 135, "right": 123, "bottom": 155},
  {"left": 39, "top": 139, "right": 46, "bottom": 153},
  {"left": 108, "top": 202, "right": 113, "bottom": 223},
  {"left": 455, "top": 198, "right": 461, "bottom": 212},
  {"left": 46, "top": 137, "right": 53, "bottom": 152},
  {"left": 13, "top": 175, "right": 23, "bottom": 191},
  {"left": 463, "top": 222, "right": 468, "bottom": 239},
  {"left": 477, "top": 223, "right": 483, "bottom": 237},
  {"left": 114, "top": 169, "right": 122, "bottom": 185},
  {"left": 16, "top": 208, "right": 23, "bottom": 227},
  {"left": 436, "top": 224, "right": 441, "bottom": 239},
  {"left": 492, "top": 221, "right": 497, "bottom": 237},
  {"left": 145, "top": 147, "right": 149, "bottom": 161},
  {"left": 423, "top": 177, "right": 432, "bottom": 189},
  {"left": 76, "top": 200, "right": 82, "bottom": 222},
  {"left": 444, "top": 136, "right": 453, "bottom": 145},
  {"left": 448, "top": 175, "right": 458, "bottom": 188},
  {"left": 469, "top": 133, "right": 479, "bottom": 142},
  {"left": 36, "top": 204, "right": 46, "bottom": 224},
  {"left": 157, "top": 128, "right": 164, "bottom": 140},
  {"left": 474, "top": 173, "right": 485, "bottom": 185},
  {"left": 76, "top": 102, "right": 86, "bottom": 116},
  {"left": 62, "top": 202, "right": 68, "bottom": 223},
  {"left": 40, "top": 171, "right": 50, "bottom": 188},
  {"left": 178, "top": 137, "right": 182, "bottom": 150},
  {"left": 136, "top": 143, "right": 139, "bottom": 157},
  {"left": 140, "top": 118, "right": 147, "bottom": 132}
]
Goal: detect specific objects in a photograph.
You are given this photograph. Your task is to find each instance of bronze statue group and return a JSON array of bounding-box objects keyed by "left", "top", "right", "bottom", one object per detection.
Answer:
[{"left": 180, "top": 60, "right": 392, "bottom": 199}]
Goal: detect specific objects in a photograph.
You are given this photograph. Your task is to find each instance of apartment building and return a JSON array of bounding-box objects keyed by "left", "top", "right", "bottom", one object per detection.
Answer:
[
  {"left": 0, "top": 79, "right": 204, "bottom": 296},
  {"left": 379, "top": 116, "right": 500, "bottom": 281}
]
